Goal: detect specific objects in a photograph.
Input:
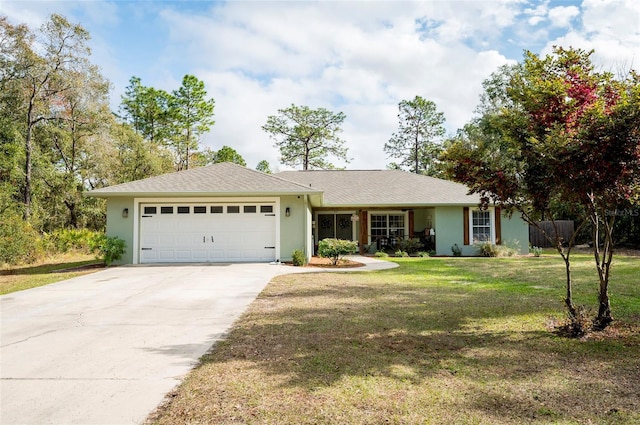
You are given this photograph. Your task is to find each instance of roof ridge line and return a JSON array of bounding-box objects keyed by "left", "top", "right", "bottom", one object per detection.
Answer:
[{"left": 231, "top": 163, "right": 324, "bottom": 190}]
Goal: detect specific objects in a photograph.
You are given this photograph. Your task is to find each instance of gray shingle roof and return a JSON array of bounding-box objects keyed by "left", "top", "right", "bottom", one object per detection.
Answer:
[
  {"left": 89, "top": 163, "right": 479, "bottom": 206},
  {"left": 89, "top": 162, "right": 322, "bottom": 197},
  {"left": 275, "top": 169, "right": 480, "bottom": 206}
]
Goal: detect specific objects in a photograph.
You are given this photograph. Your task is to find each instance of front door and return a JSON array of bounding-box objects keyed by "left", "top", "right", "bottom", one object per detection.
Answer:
[
  {"left": 317, "top": 213, "right": 353, "bottom": 242},
  {"left": 335, "top": 214, "right": 353, "bottom": 240}
]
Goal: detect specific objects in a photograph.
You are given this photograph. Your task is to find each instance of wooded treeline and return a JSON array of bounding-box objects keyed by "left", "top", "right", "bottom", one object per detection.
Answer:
[{"left": 0, "top": 14, "right": 244, "bottom": 233}]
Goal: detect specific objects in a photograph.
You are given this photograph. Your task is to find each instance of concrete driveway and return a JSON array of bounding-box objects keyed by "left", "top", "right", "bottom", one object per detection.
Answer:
[
  {"left": 1, "top": 257, "right": 396, "bottom": 424},
  {"left": 1, "top": 263, "right": 293, "bottom": 425}
]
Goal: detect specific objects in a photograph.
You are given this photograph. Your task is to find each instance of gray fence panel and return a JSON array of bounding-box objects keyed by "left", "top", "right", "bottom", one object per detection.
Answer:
[{"left": 529, "top": 221, "right": 575, "bottom": 248}]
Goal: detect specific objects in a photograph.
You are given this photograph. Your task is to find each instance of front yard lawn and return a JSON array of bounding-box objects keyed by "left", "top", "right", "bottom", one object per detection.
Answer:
[
  {"left": 148, "top": 254, "right": 640, "bottom": 424},
  {"left": 0, "top": 253, "right": 104, "bottom": 295}
]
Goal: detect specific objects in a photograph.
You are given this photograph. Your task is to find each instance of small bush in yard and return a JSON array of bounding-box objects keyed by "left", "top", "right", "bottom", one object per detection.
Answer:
[
  {"left": 291, "top": 249, "right": 306, "bottom": 266},
  {"left": 478, "top": 241, "right": 500, "bottom": 257},
  {"left": 0, "top": 214, "right": 40, "bottom": 265},
  {"left": 90, "top": 234, "right": 126, "bottom": 266},
  {"left": 555, "top": 305, "right": 593, "bottom": 338},
  {"left": 46, "top": 228, "right": 99, "bottom": 253},
  {"left": 531, "top": 245, "right": 543, "bottom": 257},
  {"left": 501, "top": 239, "right": 521, "bottom": 257},
  {"left": 451, "top": 243, "right": 462, "bottom": 257},
  {"left": 318, "top": 238, "right": 358, "bottom": 265},
  {"left": 396, "top": 237, "right": 424, "bottom": 255},
  {"left": 395, "top": 250, "right": 409, "bottom": 257},
  {"left": 374, "top": 251, "right": 389, "bottom": 258},
  {"left": 478, "top": 240, "right": 520, "bottom": 257}
]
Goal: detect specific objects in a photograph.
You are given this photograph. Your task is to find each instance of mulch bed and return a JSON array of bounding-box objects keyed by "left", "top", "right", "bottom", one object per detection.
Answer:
[{"left": 291, "top": 256, "right": 366, "bottom": 269}]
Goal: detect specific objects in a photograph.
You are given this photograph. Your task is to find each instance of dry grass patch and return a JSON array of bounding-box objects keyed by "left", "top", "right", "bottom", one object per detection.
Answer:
[
  {"left": 148, "top": 256, "right": 640, "bottom": 425},
  {"left": 0, "top": 252, "right": 103, "bottom": 295}
]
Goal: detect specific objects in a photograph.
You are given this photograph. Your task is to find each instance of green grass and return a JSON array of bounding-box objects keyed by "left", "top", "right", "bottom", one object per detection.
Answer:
[
  {"left": 147, "top": 254, "right": 640, "bottom": 425},
  {"left": 0, "top": 253, "right": 104, "bottom": 295}
]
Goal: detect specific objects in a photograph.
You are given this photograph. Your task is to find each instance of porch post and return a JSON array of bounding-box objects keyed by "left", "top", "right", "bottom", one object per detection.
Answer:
[
  {"left": 408, "top": 210, "right": 414, "bottom": 238},
  {"left": 359, "top": 210, "right": 368, "bottom": 254}
]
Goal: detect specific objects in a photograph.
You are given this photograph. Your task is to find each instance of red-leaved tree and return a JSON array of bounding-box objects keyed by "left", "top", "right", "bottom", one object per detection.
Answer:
[{"left": 444, "top": 47, "right": 640, "bottom": 331}]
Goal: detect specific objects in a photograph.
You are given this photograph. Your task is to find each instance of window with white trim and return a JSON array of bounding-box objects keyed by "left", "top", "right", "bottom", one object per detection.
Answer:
[
  {"left": 370, "top": 213, "right": 406, "bottom": 239},
  {"left": 471, "top": 209, "right": 492, "bottom": 243}
]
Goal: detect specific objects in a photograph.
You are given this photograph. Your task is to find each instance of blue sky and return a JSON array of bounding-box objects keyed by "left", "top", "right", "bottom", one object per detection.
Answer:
[{"left": 2, "top": 0, "right": 639, "bottom": 170}]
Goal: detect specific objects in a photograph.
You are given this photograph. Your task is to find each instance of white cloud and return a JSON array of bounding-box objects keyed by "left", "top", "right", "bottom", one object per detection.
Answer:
[
  {"left": 548, "top": 5, "right": 580, "bottom": 27},
  {"left": 582, "top": 0, "right": 640, "bottom": 42},
  {"left": 528, "top": 16, "right": 546, "bottom": 25},
  {"left": 543, "top": 0, "right": 639, "bottom": 70},
  {"left": 524, "top": 1, "right": 549, "bottom": 24},
  {"left": 3, "top": 0, "right": 637, "bottom": 171},
  {"left": 155, "top": 2, "right": 519, "bottom": 168}
]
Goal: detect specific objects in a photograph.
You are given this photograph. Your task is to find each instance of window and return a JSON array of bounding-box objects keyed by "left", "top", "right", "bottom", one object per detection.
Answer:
[
  {"left": 194, "top": 206, "right": 206, "bottom": 214},
  {"left": 227, "top": 206, "right": 240, "bottom": 213},
  {"left": 160, "top": 206, "right": 173, "bottom": 214},
  {"left": 472, "top": 209, "right": 492, "bottom": 243},
  {"left": 210, "top": 206, "right": 223, "bottom": 214},
  {"left": 143, "top": 206, "right": 157, "bottom": 214},
  {"left": 177, "top": 206, "right": 190, "bottom": 214},
  {"left": 370, "top": 213, "right": 406, "bottom": 240},
  {"left": 389, "top": 215, "right": 405, "bottom": 235},
  {"left": 370, "top": 215, "right": 388, "bottom": 240},
  {"left": 244, "top": 205, "right": 257, "bottom": 213},
  {"left": 260, "top": 205, "right": 273, "bottom": 213}
]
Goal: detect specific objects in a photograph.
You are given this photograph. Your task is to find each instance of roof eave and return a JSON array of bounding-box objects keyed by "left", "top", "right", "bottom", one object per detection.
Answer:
[
  {"left": 86, "top": 189, "right": 323, "bottom": 198},
  {"left": 315, "top": 202, "right": 482, "bottom": 208}
]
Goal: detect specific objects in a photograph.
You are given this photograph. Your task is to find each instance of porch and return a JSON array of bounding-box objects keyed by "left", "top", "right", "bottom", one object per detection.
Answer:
[{"left": 312, "top": 208, "right": 437, "bottom": 254}]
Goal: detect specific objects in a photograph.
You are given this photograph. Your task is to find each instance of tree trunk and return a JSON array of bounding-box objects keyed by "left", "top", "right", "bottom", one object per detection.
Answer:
[
  {"left": 596, "top": 290, "right": 612, "bottom": 329},
  {"left": 550, "top": 218, "right": 586, "bottom": 320},
  {"left": 414, "top": 131, "right": 419, "bottom": 174},
  {"left": 593, "top": 211, "right": 615, "bottom": 329},
  {"left": 562, "top": 254, "right": 577, "bottom": 318},
  {"left": 23, "top": 103, "right": 35, "bottom": 221},
  {"left": 185, "top": 128, "right": 191, "bottom": 170},
  {"left": 64, "top": 199, "right": 78, "bottom": 229}
]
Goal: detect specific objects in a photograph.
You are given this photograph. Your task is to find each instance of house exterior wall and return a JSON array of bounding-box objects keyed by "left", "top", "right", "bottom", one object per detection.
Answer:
[
  {"left": 105, "top": 197, "right": 135, "bottom": 265},
  {"left": 104, "top": 195, "right": 529, "bottom": 263},
  {"left": 435, "top": 206, "right": 530, "bottom": 256},
  {"left": 434, "top": 206, "right": 476, "bottom": 256},
  {"left": 500, "top": 212, "right": 530, "bottom": 254},
  {"left": 279, "top": 195, "right": 308, "bottom": 262}
]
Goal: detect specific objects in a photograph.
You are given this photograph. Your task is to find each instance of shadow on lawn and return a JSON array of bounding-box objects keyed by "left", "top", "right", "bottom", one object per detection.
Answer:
[
  {"left": 188, "top": 263, "right": 640, "bottom": 423},
  {"left": 0, "top": 260, "right": 103, "bottom": 276}
]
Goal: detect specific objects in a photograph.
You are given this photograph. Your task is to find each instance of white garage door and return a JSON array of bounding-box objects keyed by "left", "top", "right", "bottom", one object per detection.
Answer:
[{"left": 139, "top": 203, "right": 277, "bottom": 263}]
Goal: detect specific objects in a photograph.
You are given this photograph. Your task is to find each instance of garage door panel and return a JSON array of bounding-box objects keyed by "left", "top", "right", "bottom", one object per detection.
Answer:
[
  {"left": 175, "top": 250, "right": 192, "bottom": 260},
  {"left": 140, "top": 203, "right": 277, "bottom": 263},
  {"left": 224, "top": 249, "right": 243, "bottom": 261},
  {"left": 140, "top": 249, "right": 158, "bottom": 262},
  {"left": 157, "top": 234, "right": 176, "bottom": 247},
  {"left": 191, "top": 250, "right": 210, "bottom": 261},
  {"left": 209, "top": 249, "right": 225, "bottom": 260},
  {"left": 141, "top": 233, "right": 158, "bottom": 246},
  {"left": 157, "top": 250, "right": 177, "bottom": 261}
]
